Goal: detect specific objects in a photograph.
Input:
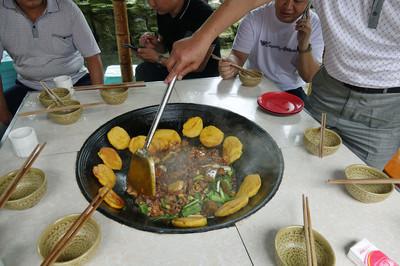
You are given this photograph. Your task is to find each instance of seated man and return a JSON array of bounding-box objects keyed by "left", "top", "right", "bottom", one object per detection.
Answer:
[
  {"left": 135, "top": 0, "right": 220, "bottom": 82},
  {"left": 0, "top": 0, "right": 103, "bottom": 125},
  {"left": 218, "top": 0, "right": 323, "bottom": 100}
]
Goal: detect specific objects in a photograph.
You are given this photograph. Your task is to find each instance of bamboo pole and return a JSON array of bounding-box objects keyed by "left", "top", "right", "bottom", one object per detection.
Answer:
[{"left": 112, "top": 0, "right": 133, "bottom": 82}]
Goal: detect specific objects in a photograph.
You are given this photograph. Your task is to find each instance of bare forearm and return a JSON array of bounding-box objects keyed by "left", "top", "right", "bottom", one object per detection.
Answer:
[
  {"left": 85, "top": 54, "right": 104, "bottom": 84},
  {"left": 230, "top": 50, "right": 248, "bottom": 66},
  {"left": 193, "top": 0, "right": 271, "bottom": 44},
  {"left": 297, "top": 51, "right": 321, "bottom": 83}
]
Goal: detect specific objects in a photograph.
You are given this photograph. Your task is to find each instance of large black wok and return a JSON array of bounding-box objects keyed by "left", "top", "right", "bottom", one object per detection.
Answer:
[{"left": 76, "top": 103, "right": 284, "bottom": 233}]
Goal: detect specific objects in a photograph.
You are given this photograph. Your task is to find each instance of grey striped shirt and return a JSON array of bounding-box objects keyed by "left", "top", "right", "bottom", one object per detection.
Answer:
[{"left": 0, "top": 0, "right": 101, "bottom": 90}]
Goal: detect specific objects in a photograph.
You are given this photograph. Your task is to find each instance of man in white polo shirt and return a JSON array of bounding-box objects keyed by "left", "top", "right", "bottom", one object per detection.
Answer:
[
  {"left": 218, "top": 1, "right": 323, "bottom": 100},
  {"left": 0, "top": 0, "right": 103, "bottom": 125},
  {"left": 166, "top": 0, "right": 400, "bottom": 169}
]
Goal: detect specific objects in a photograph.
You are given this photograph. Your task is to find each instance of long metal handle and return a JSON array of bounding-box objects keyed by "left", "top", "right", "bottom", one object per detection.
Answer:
[{"left": 144, "top": 76, "right": 177, "bottom": 149}]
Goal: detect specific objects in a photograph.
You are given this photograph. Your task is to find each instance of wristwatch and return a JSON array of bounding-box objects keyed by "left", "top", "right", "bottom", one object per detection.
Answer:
[{"left": 297, "top": 44, "right": 312, "bottom": 53}]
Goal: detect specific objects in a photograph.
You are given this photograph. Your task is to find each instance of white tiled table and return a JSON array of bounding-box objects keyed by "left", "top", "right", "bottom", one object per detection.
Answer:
[{"left": 0, "top": 77, "right": 398, "bottom": 266}]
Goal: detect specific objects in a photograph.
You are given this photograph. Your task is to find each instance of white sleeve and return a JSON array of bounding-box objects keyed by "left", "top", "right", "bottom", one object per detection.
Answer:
[
  {"left": 232, "top": 11, "right": 260, "bottom": 54},
  {"left": 70, "top": 1, "right": 101, "bottom": 57},
  {"left": 309, "top": 11, "right": 324, "bottom": 63}
]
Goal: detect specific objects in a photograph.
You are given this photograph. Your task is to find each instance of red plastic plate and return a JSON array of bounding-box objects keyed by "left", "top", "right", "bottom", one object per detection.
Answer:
[{"left": 257, "top": 92, "right": 304, "bottom": 115}]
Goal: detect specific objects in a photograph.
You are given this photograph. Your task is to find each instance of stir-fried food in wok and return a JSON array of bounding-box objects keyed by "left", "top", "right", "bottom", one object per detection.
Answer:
[
  {"left": 133, "top": 139, "right": 237, "bottom": 221},
  {"left": 93, "top": 118, "right": 262, "bottom": 228}
]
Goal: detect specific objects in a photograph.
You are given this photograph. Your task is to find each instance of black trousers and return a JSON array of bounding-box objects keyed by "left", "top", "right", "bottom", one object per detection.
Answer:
[{"left": 4, "top": 73, "right": 92, "bottom": 115}]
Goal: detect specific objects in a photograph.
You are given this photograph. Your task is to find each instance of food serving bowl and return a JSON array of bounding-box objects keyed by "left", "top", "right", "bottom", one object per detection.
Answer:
[
  {"left": 239, "top": 69, "right": 263, "bottom": 87},
  {"left": 39, "top": 88, "right": 71, "bottom": 107},
  {"left": 275, "top": 226, "right": 335, "bottom": 266},
  {"left": 344, "top": 164, "right": 394, "bottom": 203},
  {"left": 100, "top": 88, "right": 128, "bottom": 105},
  {"left": 304, "top": 127, "right": 342, "bottom": 156},
  {"left": 0, "top": 168, "right": 46, "bottom": 210},
  {"left": 76, "top": 103, "right": 284, "bottom": 233},
  {"left": 38, "top": 214, "right": 101, "bottom": 266},
  {"left": 48, "top": 100, "right": 82, "bottom": 125}
]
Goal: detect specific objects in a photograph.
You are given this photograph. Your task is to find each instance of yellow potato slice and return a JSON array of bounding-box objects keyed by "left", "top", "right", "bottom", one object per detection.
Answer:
[
  {"left": 99, "top": 187, "right": 125, "bottom": 209},
  {"left": 214, "top": 196, "right": 249, "bottom": 217},
  {"left": 98, "top": 147, "right": 122, "bottom": 170},
  {"left": 223, "top": 136, "right": 243, "bottom": 164},
  {"left": 129, "top": 135, "right": 146, "bottom": 154},
  {"left": 93, "top": 164, "right": 116, "bottom": 188},
  {"left": 215, "top": 196, "right": 249, "bottom": 217},
  {"left": 182, "top": 116, "right": 203, "bottom": 138},
  {"left": 235, "top": 174, "right": 262, "bottom": 198},
  {"left": 107, "top": 126, "right": 130, "bottom": 150},
  {"left": 172, "top": 215, "right": 207, "bottom": 228},
  {"left": 149, "top": 129, "right": 181, "bottom": 153},
  {"left": 199, "top": 125, "right": 224, "bottom": 148}
]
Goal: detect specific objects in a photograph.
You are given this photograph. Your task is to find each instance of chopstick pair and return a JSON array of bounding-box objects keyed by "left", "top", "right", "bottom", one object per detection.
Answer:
[
  {"left": 40, "top": 81, "right": 65, "bottom": 106},
  {"left": 74, "top": 81, "right": 146, "bottom": 91},
  {"left": 303, "top": 194, "right": 317, "bottom": 266},
  {"left": 319, "top": 113, "right": 327, "bottom": 158},
  {"left": 327, "top": 178, "right": 400, "bottom": 185},
  {"left": 210, "top": 54, "right": 260, "bottom": 78},
  {"left": 41, "top": 187, "right": 111, "bottom": 266},
  {"left": 0, "top": 143, "right": 46, "bottom": 209},
  {"left": 18, "top": 102, "right": 105, "bottom": 117}
]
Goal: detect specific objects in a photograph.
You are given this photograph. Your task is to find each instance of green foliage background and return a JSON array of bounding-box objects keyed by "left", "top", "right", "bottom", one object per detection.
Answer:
[{"left": 74, "top": 0, "right": 238, "bottom": 67}]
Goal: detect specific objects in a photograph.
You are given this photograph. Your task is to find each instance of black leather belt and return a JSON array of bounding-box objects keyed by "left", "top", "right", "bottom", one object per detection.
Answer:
[{"left": 343, "top": 83, "right": 400, "bottom": 94}]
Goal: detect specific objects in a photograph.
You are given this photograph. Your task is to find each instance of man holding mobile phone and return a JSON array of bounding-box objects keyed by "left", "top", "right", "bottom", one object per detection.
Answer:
[
  {"left": 218, "top": 0, "right": 323, "bottom": 100},
  {"left": 134, "top": 0, "right": 220, "bottom": 82}
]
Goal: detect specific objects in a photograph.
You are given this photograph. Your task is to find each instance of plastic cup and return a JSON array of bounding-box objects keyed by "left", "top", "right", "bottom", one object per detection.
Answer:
[
  {"left": 53, "top": 75, "right": 74, "bottom": 95},
  {"left": 9, "top": 127, "right": 39, "bottom": 158}
]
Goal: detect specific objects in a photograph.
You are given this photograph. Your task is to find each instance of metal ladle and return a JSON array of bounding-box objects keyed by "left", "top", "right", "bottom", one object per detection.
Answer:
[{"left": 127, "top": 76, "right": 177, "bottom": 196}]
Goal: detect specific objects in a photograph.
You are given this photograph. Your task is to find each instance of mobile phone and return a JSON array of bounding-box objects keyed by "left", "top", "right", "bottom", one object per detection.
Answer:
[
  {"left": 301, "top": 0, "right": 311, "bottom": 19},
  {"left": 122, "top": 43, "right": 138, "bottom": 52}
]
